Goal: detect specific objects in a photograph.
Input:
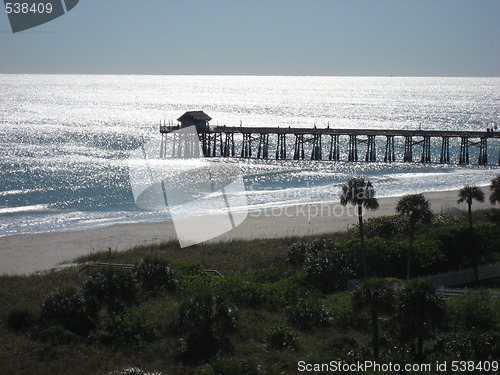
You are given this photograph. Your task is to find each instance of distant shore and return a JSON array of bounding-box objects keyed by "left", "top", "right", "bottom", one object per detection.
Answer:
[{"left": 0, "top": 187, "right": 494, "bottom": 275}]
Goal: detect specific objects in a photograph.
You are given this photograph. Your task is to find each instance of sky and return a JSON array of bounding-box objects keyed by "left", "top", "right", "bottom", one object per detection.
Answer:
[{"left": 0, "top": 0, "right": 499, "bottom": 76}]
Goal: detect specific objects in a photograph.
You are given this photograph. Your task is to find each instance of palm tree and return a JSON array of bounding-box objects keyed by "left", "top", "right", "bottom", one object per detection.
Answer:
[
  {"left": 457, "top": 185, "right": 485, "bottom": 282},
  {"left": 489, "top": 176, "right": 500, "bottom": 205},
  {"left": 340, "top": 177, "right": 379, "bottom": 279},
  {"left": 352, "top": 278, "right": 401, "bottom": 359},
  {"left": 457, "top": 185, "right": 485, "bottom": 228},
  {"left": 396, "top": 279, "right": 445, "bottom": 361},
  {"left": 395, "top": 194, "right": 432, "bottom": 281}
]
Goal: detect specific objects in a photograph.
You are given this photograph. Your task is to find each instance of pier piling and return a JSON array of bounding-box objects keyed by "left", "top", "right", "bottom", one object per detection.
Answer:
[
  {"left": 440, "top": 136, "right": 450, "bottom": 163},
  {"left": 348, "top": 135, "right": 358, "bottom": 161},
  {"left": 160, "top": 123, "right": 499, "bottom": 165},
  {"left": 459, "top": 137, "right": 469, "bottom": 164},
  {"left": 384, "top": 135, "right": 396, "bottom": 162}
]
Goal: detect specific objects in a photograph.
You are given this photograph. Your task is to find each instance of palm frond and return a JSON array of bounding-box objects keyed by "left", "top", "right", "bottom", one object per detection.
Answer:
[
  {"left": 396, "top": 193, "right": 432, "bottom": 225},
  {"left": 490, "top": 176, "right": 500, "bottom": 204},
  {"left": 457, "top": 185, "right": 485, "bottom": 204},
  {"left": 339, "top": 177, "right": 379, "bottom": 211}
]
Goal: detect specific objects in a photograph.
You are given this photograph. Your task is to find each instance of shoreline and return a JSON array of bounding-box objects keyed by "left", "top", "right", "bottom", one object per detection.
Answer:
[{"left": 0, "top": 187, "right": 494, "bottom": 276}]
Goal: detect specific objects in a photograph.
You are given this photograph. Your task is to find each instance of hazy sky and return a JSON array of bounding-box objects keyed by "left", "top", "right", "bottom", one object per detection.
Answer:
[{"left": 1, "top": 0, "right": 499, "bottom": 76}]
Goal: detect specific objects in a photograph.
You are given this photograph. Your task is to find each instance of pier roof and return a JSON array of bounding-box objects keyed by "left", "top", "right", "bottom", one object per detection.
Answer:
[{"left": 177, "top": 111, "right": 212, "bottom": 122}]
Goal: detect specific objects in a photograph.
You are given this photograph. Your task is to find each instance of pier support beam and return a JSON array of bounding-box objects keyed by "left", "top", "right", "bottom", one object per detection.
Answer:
[
  {"left": 329, "top": 135, "right": 340, "bottom": 161},
  {"left": 365, "top": 135, "right": 376, "bottom": 162},
  {"left": 257, "top": 133, "right": 269, "bottom": 159},
  {"left": 276, "top": 133, "right": 287, "bottom": 160},
  {"left": 478, "top": 138, "right": 488, "bottom": 165},
  {"left": 210, "top": 132, "right": 223, "bottom": 157},
  {"left": 171, "top": 132, "right": 178, "bottom": 157},
  {"left": 384, "top": 136, "right": 395, "bottom": 162},
  {"left": 185, "top": 132, "right": 200, "bottom": 158},
  {"left": 169, "top": 131, "right": 200, "bottom": 158},
  {"left": 200, "top": 133, "right": 209, "bottom": 157},
  {"left": 293, "top": 134, "right": 305, "bottom": 160},
  {"left": 404, "top": 136, "right": 413, "bottom": 162},
  {"left": 311, "top": 134, "right": 322, "bottom": 160},
  {"left": 459, "top": 137, "right": 469, "bottom": 164},
  {"left": 204, "top": 133, "right": 211, "bottom": 157},
  {"left": 160, "top": 133, "right": 165, "bottom": 158},
  {"left": 348, "top": 135, "right": 358, "bottom": 161},
  {"left": 241, "top": 133, "right": 252, "bottom": 158},
  {"left": 223, "top": 133, "right": 234, "bottom": 157},
  {"left": 440, "top": 136, "right": 450, "bottom": 163},
  {"left": 421, "top": 136, "right": 431, "bottom": 163}
]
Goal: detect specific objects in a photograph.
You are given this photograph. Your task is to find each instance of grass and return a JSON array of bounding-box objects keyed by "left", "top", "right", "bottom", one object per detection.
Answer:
[{"left": 71, "top": 232, "right": 351, "bottom": 277}]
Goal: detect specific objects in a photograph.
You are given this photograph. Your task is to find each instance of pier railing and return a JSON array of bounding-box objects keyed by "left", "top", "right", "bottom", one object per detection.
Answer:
[
  {"left": 419, "top": 262, "right": 500, "bottom": 288},
  {"left": 159, "top": 124, "right": 500, "bottom": 165}
]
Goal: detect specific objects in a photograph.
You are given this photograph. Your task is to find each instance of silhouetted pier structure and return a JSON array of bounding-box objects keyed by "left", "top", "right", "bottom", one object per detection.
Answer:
[{"left": 159, "top": 112, "right": 500, "bottom": 165}]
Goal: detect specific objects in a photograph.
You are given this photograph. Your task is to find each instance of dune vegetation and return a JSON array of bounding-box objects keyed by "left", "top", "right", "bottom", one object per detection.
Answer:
[{"left": 1, "top": 208, "right": 499, "bottom": 375}]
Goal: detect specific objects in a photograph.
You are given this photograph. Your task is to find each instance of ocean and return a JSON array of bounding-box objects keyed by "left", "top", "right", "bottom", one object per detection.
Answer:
[{"left": 1, "top": 74, "right": 499, "bottom": 237}]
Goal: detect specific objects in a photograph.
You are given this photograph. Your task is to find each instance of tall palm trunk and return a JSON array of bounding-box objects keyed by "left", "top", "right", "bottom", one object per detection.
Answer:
[
  {"left": 417, "top": 326, "right": 424, "bottom": 361},
  {"left": 358, "top": 205, "right": 368, "bottom": 279},
  {"left": 467, "top": 200, "right": 479, "bottom": 282},
  {"left": 371, "top": 309, "right": 379, "bottom": 359},
  {"left": 406, "top": 222, "right": 415, "bottom": 282},
  {"left": 467, "top": 200, "right": 473, "bottom": 228}
]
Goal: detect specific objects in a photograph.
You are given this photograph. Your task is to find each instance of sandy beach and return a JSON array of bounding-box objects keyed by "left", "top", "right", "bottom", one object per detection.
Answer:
[{"left": 0, "top": 187, "right": 494, "bottom": 275}]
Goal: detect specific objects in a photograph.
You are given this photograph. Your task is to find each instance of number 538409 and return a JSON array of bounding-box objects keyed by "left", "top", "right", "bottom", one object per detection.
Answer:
[{"left": 5, "top": 2, "right": 53, "bottom": 14}]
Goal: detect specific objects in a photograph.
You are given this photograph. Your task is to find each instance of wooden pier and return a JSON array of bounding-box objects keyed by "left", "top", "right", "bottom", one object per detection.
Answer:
[
  {"left": 159, "top": 113, "right": 500, "bottom": 165},
  {"left": 160, "top": 124, "right": 500, "bottom": 165}
]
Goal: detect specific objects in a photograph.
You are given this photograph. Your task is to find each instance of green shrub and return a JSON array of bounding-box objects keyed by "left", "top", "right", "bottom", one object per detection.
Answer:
[
  {"left": 40, "top": 287, "right": 97, "bottom": 336},
  {"left": 287, "top": 298, "right": 332, "bottom": 331},
  {"left": 286, "top": 242, "right": 307, "bottom": 267},
  {"left": 348, "top": 215, "right": 407, "bottom": 239},
  {"left": 430, "top": 331, "right": 500, "bottom": 364},
  {"left": 93, "top": 311, "right": 157, "bottom": 348},
  {"left": 343, "top": 237, "right": 405, "bottom": 278},
  {"left": 177, "top": 294, "right": 237, "bottom": 364},
  {"left": 175, "top": 261, "right": 205, "bottom": 277},
  {"left": 215, "top": 277, "right": 266, "bottom": 308},
  {"left": 411, "top": 237, "right": 447, "bottom": 276},
  {"left": 207, "top": 358, "right": 264, "bottom": 375},
  {"left": 262, "top": 275, "right": 312, "bottom": 310},
  {"left": 485, "top": 208, "right": 500, "bottom": 222},
  {"left": 447, "top": 290, "right": 499, "bottom": 331},
  {"left": 264, "top": 324, "right": 299, "bottom": 351},
  {"left": 473, "top": 222, "right": 500, "bottom": 260},
  {"left": 328, "top": 335, "right": 359, "bottom": 359},
  {"left": 326, "top": 293, "right": 361, "bottom": 329},
  {"left": 83, "top": 269, "right": 138, "bottom": 313},
  {"left": 6, "top": 309, "right": 35, "bottom": 332},
  {"left": 37, "top": 325, "right": 79, "bottom": 345},
  {"left": 177, "top": 272, "right": 214, "bottom": 296},
  {"left": 249, "top": 264, "right": 294, "bottom": 283},
  {"left": 432, "top": 213, "right": 464, "bottom": 226},
  {"left": 429, "top": 223, "right": 500, "bottom": 271},
  {"left": 133, "top": 257, "right": 177, "bottom": 296},
  {"left": 304, "top": 239, "right": 352, "bottom": 292}
]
